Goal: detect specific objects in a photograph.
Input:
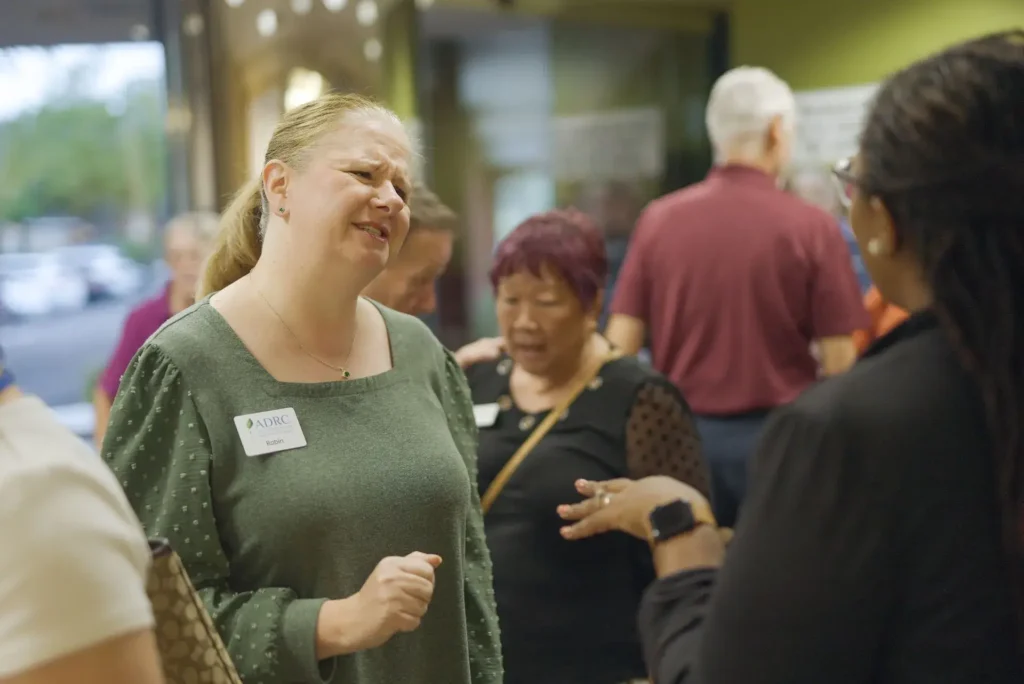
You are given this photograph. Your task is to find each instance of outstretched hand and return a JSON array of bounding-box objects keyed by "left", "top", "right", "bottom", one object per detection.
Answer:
[{"left": 557, "top": 476, "right": 716, "bottom": 542}]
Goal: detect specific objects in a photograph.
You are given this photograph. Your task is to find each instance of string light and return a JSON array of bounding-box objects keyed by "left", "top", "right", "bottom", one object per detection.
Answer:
[
  {"left": 256, "top": 9, "right": 278, "bottom": 37},
  {"left": 355, "top": 0, "right": 378, "bottom": 26},
  {"left": 363, "top": 38, "right": 382, "bottom": 62}
]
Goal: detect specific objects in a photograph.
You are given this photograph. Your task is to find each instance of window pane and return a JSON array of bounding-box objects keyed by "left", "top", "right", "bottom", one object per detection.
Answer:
[{"left": 0, "top": 42, "right": 169, "bottom": 439}]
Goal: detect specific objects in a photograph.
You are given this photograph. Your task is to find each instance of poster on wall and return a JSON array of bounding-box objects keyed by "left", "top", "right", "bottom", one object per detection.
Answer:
[{"left": 792, "top": 83, "right": 879, "bottom": 168}]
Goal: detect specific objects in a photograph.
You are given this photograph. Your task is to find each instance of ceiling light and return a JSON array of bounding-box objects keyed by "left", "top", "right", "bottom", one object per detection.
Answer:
[
  {"left": 355, "top": 0, "right": 378, "bottom": 26},
  {"left": 291, "top": 0, "right": 313, "bottom": 14},
  {"left": 256, "top": 9, "right": 278, "bottom": 37},
  {"left": 415, "top": 0, "right": 435, "bottom": 8},
  {"left": 285, "top": 68, "right": 327, "bottom": 110},
  {"left": 224, "top": 0, "right": 244, "bottom": 7},
  {"left": 363, "top": 38, "right": 382, "bottom": 62},
  {"left": 323, "top": 0, "right": 347, "bottom": 11}
]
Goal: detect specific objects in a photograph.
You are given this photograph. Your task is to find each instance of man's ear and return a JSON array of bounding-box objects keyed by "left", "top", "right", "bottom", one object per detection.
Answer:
[{"left": 766, "top": 115, "right": 785, "bottom": 152}]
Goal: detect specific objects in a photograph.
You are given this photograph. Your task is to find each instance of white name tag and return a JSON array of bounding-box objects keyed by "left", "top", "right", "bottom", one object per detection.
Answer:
[
  {"left": 233, "top": 408, "right": 307, "bottom": 457},
  {"left": 473, "top": 403, "right": 500, "bottom": 428}
]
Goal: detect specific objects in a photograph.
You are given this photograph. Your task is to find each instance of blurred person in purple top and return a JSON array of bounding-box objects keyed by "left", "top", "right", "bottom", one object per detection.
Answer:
[{"left": 93, "top": 212, "right": 219, "bottom": 448}]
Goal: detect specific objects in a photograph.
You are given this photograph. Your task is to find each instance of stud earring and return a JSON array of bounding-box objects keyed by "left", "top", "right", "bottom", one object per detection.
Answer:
[
  {"left": 278, "top": 207, "right": 286, "bottom": 213},
  {"left": 867, "top": 238, "right": 884, "bottom": 256}
]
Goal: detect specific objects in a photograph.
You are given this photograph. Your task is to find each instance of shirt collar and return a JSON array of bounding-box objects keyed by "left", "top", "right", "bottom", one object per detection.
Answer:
[
  {"left": 707, "top": 163, "right": 778, "bottom": 189},
  {"left": 862, "top": 308, "right": 940, "bottom": 359}
]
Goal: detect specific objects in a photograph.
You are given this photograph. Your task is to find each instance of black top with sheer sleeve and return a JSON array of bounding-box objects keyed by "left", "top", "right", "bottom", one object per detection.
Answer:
[
  {"left": 637, "top": 311, "right": 1023, "bottom": 684},
  {"left": 465, "top": 353, "right": 707, "bottom": 684}
]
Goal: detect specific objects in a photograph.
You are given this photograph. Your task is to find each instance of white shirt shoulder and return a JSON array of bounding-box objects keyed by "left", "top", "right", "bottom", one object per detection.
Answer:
[{"left": 0, "top": 396, "right": 154, "bottom": 678}]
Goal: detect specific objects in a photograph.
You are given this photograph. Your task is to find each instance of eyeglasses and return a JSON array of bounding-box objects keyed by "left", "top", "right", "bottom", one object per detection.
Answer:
[{"left": 831, "top": 157, "right": 858, "bottom": 210}]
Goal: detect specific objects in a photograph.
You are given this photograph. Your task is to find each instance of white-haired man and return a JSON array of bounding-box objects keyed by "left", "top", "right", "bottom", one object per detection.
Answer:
[{"left": 605, "top": 66, "right": 867, "bottom": 527}]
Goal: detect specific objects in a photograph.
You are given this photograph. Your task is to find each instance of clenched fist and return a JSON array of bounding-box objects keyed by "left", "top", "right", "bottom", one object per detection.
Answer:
[
  {"left": 316, "top": 552, "right": 443, "bottom": 657},
  {"left": 352, "top": 552, "right": 443, "bottom": 651}
]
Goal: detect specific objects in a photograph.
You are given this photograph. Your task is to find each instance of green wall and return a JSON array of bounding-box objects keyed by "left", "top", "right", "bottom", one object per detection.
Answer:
[
  {"left": 381, "top": 0, "right": 418, "bottom": 120},
  {"left": 547, "top": 21, "right": 713, "bottom": 203},
  {"left": 733, "top": 0, "right": 1024, "bottom": 89}
]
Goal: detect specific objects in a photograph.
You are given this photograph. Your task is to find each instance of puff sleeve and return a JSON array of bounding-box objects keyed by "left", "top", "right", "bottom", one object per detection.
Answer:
[
  {"left": 440, "top": 350, "right": 504, "bottom": 684},
  {"left": 102, "top": 344, "right": 335, "bottom": 684},
  {"left": 625, "top": 376, "right": 710, "bottom": 498}
]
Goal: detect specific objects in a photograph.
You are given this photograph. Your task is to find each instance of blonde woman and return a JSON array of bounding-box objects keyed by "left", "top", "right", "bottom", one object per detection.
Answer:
[{"left": 102, "top": 94, "right": 502, "bottom": 684}]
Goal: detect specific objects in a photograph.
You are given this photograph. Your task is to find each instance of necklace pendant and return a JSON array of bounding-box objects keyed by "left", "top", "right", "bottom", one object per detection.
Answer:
[{"left": 342, "top": 370, "right": 351, "bottom": 379}]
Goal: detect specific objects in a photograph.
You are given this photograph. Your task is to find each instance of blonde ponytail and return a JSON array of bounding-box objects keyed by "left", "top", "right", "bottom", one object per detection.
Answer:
[{"left": 198, "top": 177, "right": 265, "bottom": 297}]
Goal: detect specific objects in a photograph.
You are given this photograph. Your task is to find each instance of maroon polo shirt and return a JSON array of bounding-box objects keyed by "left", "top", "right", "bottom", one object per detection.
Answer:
[
  {"left": 99, "top": 285, "right": 173, "bottom": 399},
  {"left": 611, "top": 165, "right": 868, "bottom": 415}
]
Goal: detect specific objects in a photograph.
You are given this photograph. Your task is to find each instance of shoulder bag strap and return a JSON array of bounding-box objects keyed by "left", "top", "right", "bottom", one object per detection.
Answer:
[{"left": 480, "top": 349, "right": 621, "bottom": 514}]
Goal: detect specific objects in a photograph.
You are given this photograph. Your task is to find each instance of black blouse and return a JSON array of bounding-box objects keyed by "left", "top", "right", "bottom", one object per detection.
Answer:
[
  {"left": 639, "top": 311, "right": 1023, "bottom": 683},
  {"left": 465, "top": 354, "right": 708, "bottom": 684}
]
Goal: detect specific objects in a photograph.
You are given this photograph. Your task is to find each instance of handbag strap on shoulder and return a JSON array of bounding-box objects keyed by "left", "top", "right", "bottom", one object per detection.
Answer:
[{"left": 480, "top": 348, "right": 621, "bottom": 514}]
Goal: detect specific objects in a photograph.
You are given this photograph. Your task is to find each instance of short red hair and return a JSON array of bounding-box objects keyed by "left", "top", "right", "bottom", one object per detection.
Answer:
[{"left": 489, "top": 209, "right": 607, "bottom": 308}]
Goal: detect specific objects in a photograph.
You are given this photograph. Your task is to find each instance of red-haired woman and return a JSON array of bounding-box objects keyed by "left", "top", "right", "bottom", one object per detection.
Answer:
[{"left": 462, "top": 209, "right": 709, "bottom": 684}]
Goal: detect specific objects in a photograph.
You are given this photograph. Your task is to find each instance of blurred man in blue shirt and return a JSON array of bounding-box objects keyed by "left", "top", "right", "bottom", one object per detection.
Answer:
[{"left": 790, "top": 169, "right": 871, "bottom": 292}]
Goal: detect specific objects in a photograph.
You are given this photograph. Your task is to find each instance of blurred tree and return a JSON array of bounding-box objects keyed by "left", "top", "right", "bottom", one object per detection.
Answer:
[{"left": 0, "top": 72, "right": 167, "bottom": 226}]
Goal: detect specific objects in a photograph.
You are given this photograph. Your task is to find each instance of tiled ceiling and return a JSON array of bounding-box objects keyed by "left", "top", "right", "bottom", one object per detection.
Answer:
[
  {"left": 0, "top": 0, "right": 724, "bottom": 49},
  {"left": 217, "top": 0, "right": 400, "bottom": 63},
  {"left": 215, "top": 0, "right": 406, "bottom": 96},
  {"left": 0, "top": 0, "right": 724, "bottom": 65}
]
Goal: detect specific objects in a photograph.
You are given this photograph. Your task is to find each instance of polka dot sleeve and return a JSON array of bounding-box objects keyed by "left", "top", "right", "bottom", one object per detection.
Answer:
[
  {"left": 442, "top": 350, "right": 504, "bottom": 684},
  {"left": 625, "top": 377, "right": 711, "bottom": 498},
  {"left": 102, "top": 343, "right": 335, "bottom": 684}
]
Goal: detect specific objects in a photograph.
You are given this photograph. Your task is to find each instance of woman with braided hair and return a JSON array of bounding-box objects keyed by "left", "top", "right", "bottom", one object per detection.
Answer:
[{"left": 555, "top": 31, "right": 1024, "bottom": 682}]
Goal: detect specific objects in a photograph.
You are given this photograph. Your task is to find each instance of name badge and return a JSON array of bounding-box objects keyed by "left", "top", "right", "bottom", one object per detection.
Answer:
[
  {"left": 234, "top": 408, "right": 307, "bottom": 457},
  {"left": 473, "top": 403, "right": 500, "bottom": 428}
]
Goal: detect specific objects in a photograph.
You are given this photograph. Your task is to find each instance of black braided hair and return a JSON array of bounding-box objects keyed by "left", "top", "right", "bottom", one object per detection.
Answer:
[{"left": 859, "top": 30, "right": 1024, "bottom": 644}]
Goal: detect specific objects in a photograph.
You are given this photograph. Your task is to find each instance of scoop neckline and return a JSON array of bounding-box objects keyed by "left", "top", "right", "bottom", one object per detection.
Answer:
[
  {"left": 198, "top": 294, "right": 407, "bottom": 398},
  {"left": 490, "top": 351, "right": 623, "bottom": 417}
]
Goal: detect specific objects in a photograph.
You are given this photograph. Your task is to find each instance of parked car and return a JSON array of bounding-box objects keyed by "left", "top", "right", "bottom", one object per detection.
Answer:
[
  {"left": 0, "top": 252, "right": 90, "bottom": 318},
  {"left": 53, "top": 244, "right": 143, "bottom": 301}
]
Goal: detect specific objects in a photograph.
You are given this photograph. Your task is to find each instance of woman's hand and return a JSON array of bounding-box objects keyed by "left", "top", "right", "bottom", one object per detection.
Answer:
[
  {"left": 319, "top": 552, "right": 442, "bottom": 656},
  {"left": 557, "top": 477, "right": 715, "bottom": 542},
  {"left": 453, "top": 337, "right": 505, "bottom": 368}
]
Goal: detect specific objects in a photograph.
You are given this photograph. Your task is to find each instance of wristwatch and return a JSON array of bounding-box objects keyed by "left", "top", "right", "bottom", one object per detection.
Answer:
[{"left": 648, "top": 499, "right": 701, "bottom": 544}]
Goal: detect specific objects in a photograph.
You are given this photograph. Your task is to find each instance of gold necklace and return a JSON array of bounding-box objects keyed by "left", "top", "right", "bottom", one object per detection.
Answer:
[{"left": 249, "top": 274, "right": 352, "bottom": 379}]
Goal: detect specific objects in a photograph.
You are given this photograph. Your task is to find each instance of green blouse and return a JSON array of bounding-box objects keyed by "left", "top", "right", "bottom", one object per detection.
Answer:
[{"left": 102, "top": 298, "right": 502, "bottom": 684}]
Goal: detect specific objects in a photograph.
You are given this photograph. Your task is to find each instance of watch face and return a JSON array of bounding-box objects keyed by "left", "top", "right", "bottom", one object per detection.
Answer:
[{"left": 650, "top": 499, "right": 697, "bottom": 543}]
